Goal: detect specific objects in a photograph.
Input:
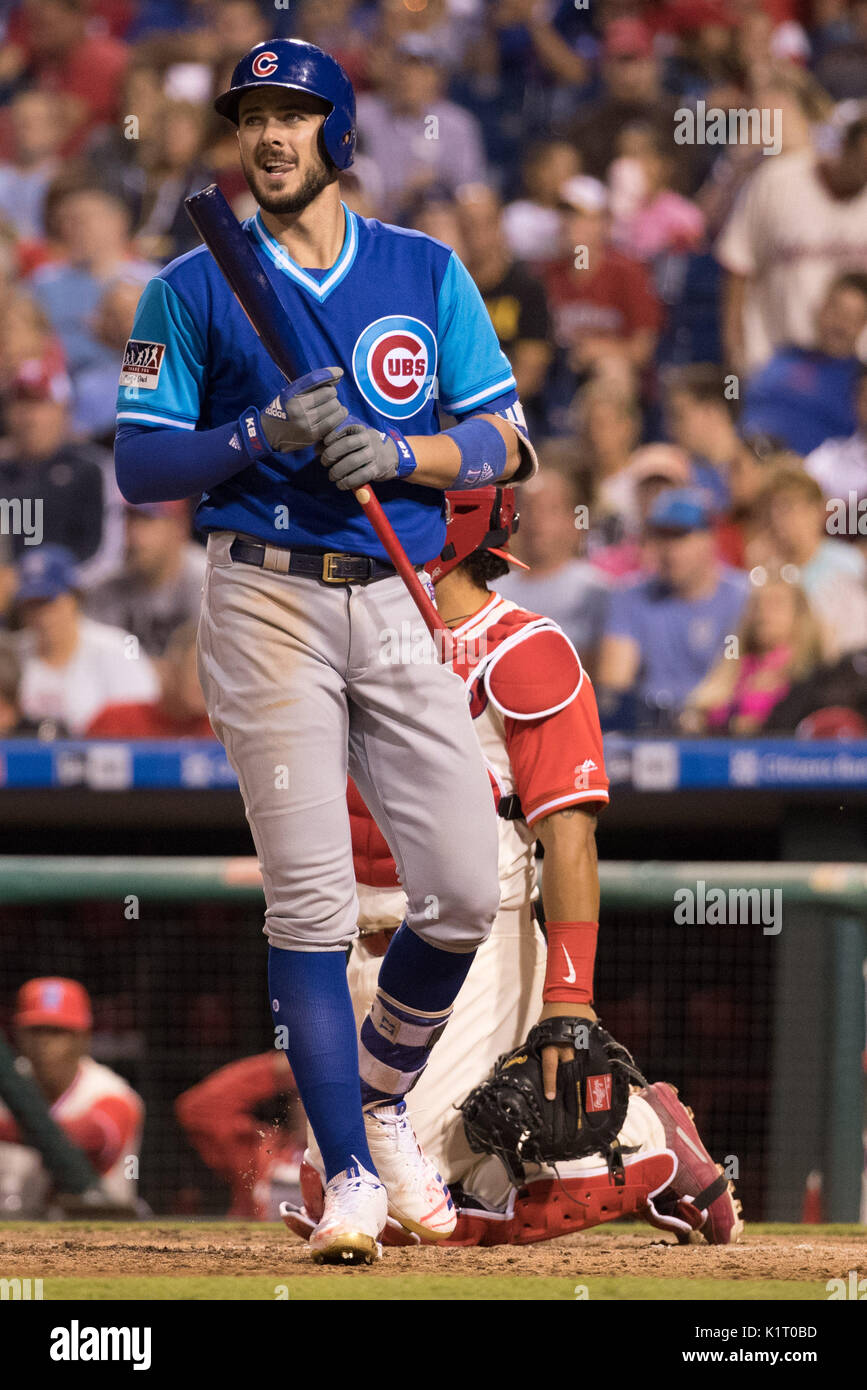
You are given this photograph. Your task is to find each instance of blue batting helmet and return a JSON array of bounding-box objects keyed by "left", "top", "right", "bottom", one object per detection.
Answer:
[{"left": 215, "top": 39, "right": 356, "bottom": 170}]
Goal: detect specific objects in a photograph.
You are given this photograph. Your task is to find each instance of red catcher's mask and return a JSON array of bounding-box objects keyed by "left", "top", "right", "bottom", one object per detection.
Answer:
[{"left": 427, "top": 486, "right": 528, "bottom": 583}]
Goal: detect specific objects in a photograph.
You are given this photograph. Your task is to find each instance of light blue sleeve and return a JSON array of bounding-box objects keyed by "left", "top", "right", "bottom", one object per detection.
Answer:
[
  {"left": 115, "top": 277, "right": 207, "bottom": 430},
  {"left": 436, "top": 253, "right": 517, "bottom": 415}
]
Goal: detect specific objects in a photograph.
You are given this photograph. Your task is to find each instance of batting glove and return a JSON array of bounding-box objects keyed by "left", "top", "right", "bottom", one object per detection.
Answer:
[
  {"left": 239, "top": 367, "right": 348, "bottom": 461},
  {"left": 320, "top": 420, "right": 417, "bottom": 490}
]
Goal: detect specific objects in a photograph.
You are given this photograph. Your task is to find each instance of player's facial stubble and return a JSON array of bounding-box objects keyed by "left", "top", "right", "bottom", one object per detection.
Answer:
[
  {"left": 246, "top": 157, "right": 335, "bottom": 217},
  {"left": 237, "top": 97, "right": 335, "bottom": 218}
]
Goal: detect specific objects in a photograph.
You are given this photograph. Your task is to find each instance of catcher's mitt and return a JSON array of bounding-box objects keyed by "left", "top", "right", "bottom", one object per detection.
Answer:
[{"left": 459, "top": 1018, "right": 647, "bottom": 1186}]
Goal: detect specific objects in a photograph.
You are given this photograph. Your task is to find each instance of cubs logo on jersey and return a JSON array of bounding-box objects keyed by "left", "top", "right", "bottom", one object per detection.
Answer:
[{"left": 352, "top": 316, "right": 437, "bottom": 421}]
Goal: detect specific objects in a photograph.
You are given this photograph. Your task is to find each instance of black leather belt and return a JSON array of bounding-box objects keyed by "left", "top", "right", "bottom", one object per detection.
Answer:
[{"left": 229, "top": 538, "right": 396, "bottom": 583}]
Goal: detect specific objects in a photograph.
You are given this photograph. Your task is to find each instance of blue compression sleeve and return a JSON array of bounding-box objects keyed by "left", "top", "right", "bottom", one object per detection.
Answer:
[{"left": 114, "top": 421, "right": 249, "bottom": 504}]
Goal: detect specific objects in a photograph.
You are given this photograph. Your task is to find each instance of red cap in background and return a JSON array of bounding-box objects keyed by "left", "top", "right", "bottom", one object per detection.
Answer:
[
  {"left": 13, "top": 977, "right": 93, "bottom": 1031},
  {"left": 7, "top": 357, "right": 72, "bottom": 406},
  {"left": 603, "top": 18, "right": 655, "bottom": 59}
]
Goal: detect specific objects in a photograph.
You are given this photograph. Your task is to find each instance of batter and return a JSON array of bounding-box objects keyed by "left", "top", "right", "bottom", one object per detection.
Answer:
[{"left": 114, "top": 39, "right": 537, "bottom": 1264}]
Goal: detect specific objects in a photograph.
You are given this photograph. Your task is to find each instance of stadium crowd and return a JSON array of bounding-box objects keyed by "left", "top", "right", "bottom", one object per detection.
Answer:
[{"left": 0, "top": 0, "right": 866, "bottom": 736}]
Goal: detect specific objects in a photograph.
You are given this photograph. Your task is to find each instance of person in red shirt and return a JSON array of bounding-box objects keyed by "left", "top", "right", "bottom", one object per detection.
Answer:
[
  {"left": 0, "top": 977, "right": 143, "bottom": 1215},
  {"left": 175, "top": 1052, "right": 306, "bottom": 1219},
  {"left": 87, "top": 620, "right": 215, "bottom": 738},
  {"left": 5, "top": 0, "right": 129, "bottom": 154},
  {"left": 545, "top": 175, "right": 662, "bottom": 395},
  {"left": 283, "top": 488, "right": 742, "bottom": 1249}
]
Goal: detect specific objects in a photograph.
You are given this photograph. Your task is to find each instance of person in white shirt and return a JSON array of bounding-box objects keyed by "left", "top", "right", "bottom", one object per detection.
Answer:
[
  {"left": 716, "top": 116, "right": 867, "bottom": 374},
  {"left": 760, "top": 469, "right": 867, "bottom": 655},
  {"left": 14, "top": 545, "right": 159, "bottom": 735}
]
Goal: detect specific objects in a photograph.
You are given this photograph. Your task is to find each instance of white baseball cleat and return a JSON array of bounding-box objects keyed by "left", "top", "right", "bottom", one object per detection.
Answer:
[
  {"left": 304, "top": 1161, "right": 387, "bottom": 1265},
  {"left": 364, "top": 1101, "right": 456, "bottom": 1239}
]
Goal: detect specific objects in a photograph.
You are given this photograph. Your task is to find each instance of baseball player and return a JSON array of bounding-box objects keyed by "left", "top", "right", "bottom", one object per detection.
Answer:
[
  {"left": 284, "top": 488, "right": 742, "bottom": 1248},
  {"left": 114, "top": 40, "right": 537, "bottom": 1263},
  {"left": 0, "top": 978, "right": 144, "bottom": 1217}
]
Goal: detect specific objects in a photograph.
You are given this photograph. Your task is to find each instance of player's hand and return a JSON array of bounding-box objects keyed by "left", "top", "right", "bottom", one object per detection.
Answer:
[
  {"left": 319, "top": 421, "right": 416, "bottom": 491},
  {"left": 260, "top": 367, "right": 348, "bottom": 453},
  {"left": 538, "top": 1001, "right": 598, "bottom": 1101}
]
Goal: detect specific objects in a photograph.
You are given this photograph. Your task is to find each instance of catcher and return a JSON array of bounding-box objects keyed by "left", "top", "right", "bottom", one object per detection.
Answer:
[{"left": 283, "top": 486, "right": 743, "bottom": 1247}]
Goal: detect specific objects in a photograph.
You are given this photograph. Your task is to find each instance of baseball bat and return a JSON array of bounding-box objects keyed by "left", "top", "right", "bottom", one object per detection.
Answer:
[
  {"left": 0, "top": 1036, "right": 136, "bottom": 1216},
  {"left": 184, "top": 185, "right": 453, "bottom": 661}
]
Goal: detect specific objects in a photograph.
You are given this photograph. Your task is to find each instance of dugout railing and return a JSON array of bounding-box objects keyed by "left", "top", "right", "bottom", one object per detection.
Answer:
[{"left": 1, "top": 857, "right": 864, "bottom": 1224}]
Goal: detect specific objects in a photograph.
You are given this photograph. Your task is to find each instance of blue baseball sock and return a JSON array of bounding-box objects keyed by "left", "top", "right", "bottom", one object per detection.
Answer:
[
  {"left": 359, "top": 923, "right": 476, "bottom": 1108},
  {"left": 268, "top": 945, "right": 375, "bottom": 1183}
]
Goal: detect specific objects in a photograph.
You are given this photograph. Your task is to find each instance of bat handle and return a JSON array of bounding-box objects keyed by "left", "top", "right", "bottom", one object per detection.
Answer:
[{"left": 354, "top": 486, "right": 455, "bottom": 664}]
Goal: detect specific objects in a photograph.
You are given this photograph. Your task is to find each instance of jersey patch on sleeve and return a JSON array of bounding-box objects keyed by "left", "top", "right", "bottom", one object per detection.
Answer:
[{"left": 119, "top": 340, "right": 166, "bottom": 390}]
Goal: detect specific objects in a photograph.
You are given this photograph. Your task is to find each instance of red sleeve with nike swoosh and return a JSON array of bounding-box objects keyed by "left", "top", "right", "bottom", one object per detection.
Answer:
[{"left": 504, "top": 677, "right": 609, "bottom": 824}]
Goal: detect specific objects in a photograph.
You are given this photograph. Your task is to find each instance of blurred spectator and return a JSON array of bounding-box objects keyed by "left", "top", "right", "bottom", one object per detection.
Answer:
[
  {"left": 764, "top": 646, "right": 867, "bottom": 736},
  {"left": 87, "top": 620, "right": 213, "bottom": 737},
  {"left": 664, "top": 362, "right": 742, "bottom": 510},
  {"left": 31, "top": 186, "right": 154, "bottom": 379},
  {"left": 400, "top": 184, "right": 466, "bottom": 259},
  {"left": 0, "top": 536, "right": 16, "bottom": 627},
  {"left": 813, "top": 0, "right": 867, "bottom": 101},
  {"left": 590, "top": 447, "right": 689, "bottom": 583},
  {"left": 495, "top": 461, "right": 609, "bottom": 666},
  {"left": 609, "top": 123, "right": 706, "bottom": 262},
  {"left": 355, "top": 39, "right": 487, "bottom": 218},
  {"left": 682, "top": 572, "right": 825, "bottom": 734},
  {"left": 82, "top": 63, "right": 166, "bottom": 215},
  {"left": 72, "top": 278, "right": 143, "bottom": 447},
  {"left": 740, "top": 272, "right": 867, "bottom": 456},
  {"left": 0, "top": 293, "right": 65, "bottom": 392},
  {"left": 806, "top": 367, "right": 867, "bottom": 504},
  {"left": 571, "top": 379, "right": 643, "bottom": 540},
  {"left": 457, "top": 183, "right": 552, "bottom": 429},
  {"left": 14, "top": 546, "right": 159, "bottom": 736},
  {"left": 717, "top": 115, "right": 867, "bottom": 374},
  {"left": 544, "top": 176, "right": 662, "bottom": 413},
  {"left": 295, "top": 0, "right": 374, "bottom": 92},
  {"left": 715, "top": 435, "right": 793, "bottom": 568},
  {"left": 760, "top": 468, "right": 867, "bottom": 653},
  {"left": 0, "top": 632, "right": 59, "bottom": 736},
  {"left": 695, "top": 72, "right": 826, "bottom": 240},
  {"left": 132, "top": 100, "right": 215, "bottom": 263},
  {"left": 176, "top": 1051, "right": 304, "bottom": 1219},
  {"left": 0, "top": 91, "right": 64, "bottom": 239},
  {"left": 0, "top": 977, "right": 143, "bottom": 1217},
  {"left": 597, "top": 489, "right": 748, "bottom": 730},
  {"left": 85, "top": 501, "right": 205, "bottom": 658},
  {"left": 502, "top": 138, "right": 581, "bottom": 266},
  {"left": 3, "top": 0, "right": 130, "bottom": 154},
  {"left": 564, "top": 19, "right": 683, "bottom": 185},
  {"left": 0, "top": 358, "right": 122, "bottom": 582}
]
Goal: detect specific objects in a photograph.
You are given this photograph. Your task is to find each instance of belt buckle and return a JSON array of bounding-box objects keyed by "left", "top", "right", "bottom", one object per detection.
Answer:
[{"left": 321, "top": 551, "right": 350, "bottom": 583}]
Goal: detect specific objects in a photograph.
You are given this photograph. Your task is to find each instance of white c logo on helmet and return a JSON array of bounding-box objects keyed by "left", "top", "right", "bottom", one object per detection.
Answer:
[{"left": 251, "top": 51, "right": 280, "bottom": 78}]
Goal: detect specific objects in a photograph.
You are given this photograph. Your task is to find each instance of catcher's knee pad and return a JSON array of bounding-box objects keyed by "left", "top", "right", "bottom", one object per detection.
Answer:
[{"left": 441, "top": 1151, "right": 678, "bottom": 1247}]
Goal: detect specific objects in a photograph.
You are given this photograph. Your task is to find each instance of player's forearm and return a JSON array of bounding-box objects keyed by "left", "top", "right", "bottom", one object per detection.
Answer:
[
  {"left": 536, "top": 808, "right": 600, "bottom": 923},
  {"left": 114, "top": 421, "right": 250, "bottom": 504},
  {"left": 405, "top": 415, "right": 523, "bottom": 489}
]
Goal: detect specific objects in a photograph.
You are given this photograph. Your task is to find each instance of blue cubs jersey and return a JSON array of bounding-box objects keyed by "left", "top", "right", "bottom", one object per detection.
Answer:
[{"left": 116, "top": 204, "right": 519, "bottom": 563}]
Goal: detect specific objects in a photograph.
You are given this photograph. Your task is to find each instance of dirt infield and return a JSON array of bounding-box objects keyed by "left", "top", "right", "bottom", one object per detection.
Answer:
[{"left": 1, "top": 1221, "right": 863, "bottom": 1293}]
